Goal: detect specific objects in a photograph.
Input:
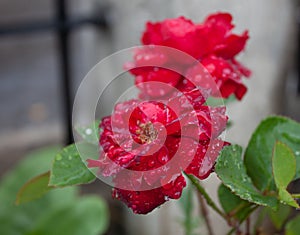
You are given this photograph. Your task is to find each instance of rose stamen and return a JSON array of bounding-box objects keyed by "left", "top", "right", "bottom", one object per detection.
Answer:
[{"left": 137, "top": 122, "right": 158, "bottom": 144}]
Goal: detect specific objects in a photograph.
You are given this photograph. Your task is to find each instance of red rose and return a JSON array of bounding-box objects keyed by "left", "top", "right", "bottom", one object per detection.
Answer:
[
  {"left": 88, "top": 90, "right": 228, "bottom": 214},
  {"left": 142, "top": 13, "right": 248, "bottom": 60},
  {"left": 128, "top": 12, "right": 251, "bottom": 100}
]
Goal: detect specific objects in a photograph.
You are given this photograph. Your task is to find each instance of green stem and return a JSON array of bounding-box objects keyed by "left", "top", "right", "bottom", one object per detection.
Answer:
[
  {"left": 292, "top": 193, "right": 300, "bottom": 199},
  {"left": 253, "top": 207, "right": 268, "bottom": 234},
  {"left": 184, "top": 186, "right": 193, "bottom": 235},
  {"left": 226, "top": 228, "right": 235, "bottom": 235},
  {"left": 246, "top": 217, "right": 250, "bottom": 235},
  {"left": 197, "top": 190, "right": 215, "bottom": 235},
  {"left": 185, "top": 173, "right": 227, "bottom": 220}
]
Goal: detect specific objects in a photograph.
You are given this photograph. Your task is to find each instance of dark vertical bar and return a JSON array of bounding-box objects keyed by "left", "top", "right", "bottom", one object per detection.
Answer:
[
  {"left": 56, "top": 0, "right": 74, "bottom": 144},
  {"left": 298, "top": 7, "right": 300, "bottom": 94},
  {"left": 298, "top": 31, "right": 300, "bottom": 94}
]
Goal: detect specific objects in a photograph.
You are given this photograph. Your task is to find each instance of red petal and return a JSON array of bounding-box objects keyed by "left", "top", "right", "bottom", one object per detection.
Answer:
[
  {"left": 185, "top": 139, "right": 225, "bottom": 179},
  {"left": 135, "top": 67, "right": 182, "bottom": 98},
  {"left": 142, "top": 22, "right": 164, "bottom": 45},
  {"left": 112, "top": 175, "right": 186, "bottom": 214},
  {"left": 216, "top": 31, "right": 249, "bottom": 59},
  {"left": 204, "top": 13, "right": 234, "bottom": 32},
  {"left": 220, "top": 79, "right": 247, "bottom": 100}
]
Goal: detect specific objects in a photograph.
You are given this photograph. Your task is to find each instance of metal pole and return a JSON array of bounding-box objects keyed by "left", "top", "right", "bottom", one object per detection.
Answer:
[
  {"left": 56, "top": 0, "right": 73, "bottom": 144},
  {"left": 297, "top": 6, "right": 300, "bottom": 94}
]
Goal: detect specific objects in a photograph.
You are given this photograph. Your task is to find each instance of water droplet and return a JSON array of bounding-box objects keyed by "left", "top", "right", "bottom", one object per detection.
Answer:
[
  {"left": 158, "top": 154, "right": 168, "bottom": 164},
  {"left": 85, "top": 128, "right": 92, "bottom": 135},
  {"left": 56, "top": 155, "right": 62, "bottom": 161},
  {"left": 295, "top": 151, "right": 300, "bottom": 156},
  {"left": 113, "top": 191, "right": 119, "bottom": 199},
  {"left": 242, "top": 176, "right": 248, "bottom": 182},
  {"left": 148, "top": 160, "right": 156, "bottom": 167},
  {"left": 195, "top": 75, "right": 202, "bottom": 82},
  {"left": 244, "top": 193, "right": 251, "bottom": 200}
]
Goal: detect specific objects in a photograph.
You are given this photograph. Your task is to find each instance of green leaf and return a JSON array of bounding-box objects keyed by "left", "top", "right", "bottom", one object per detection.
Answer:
[
  {"left": 49, "top": 144, "right": 96, "bottom": 187},
  {"left": 0, "top": 146, "right": 109, "bottom": 235},
  {"left": 285, "top": 214, "right": 300, "bottom": 235},
  {"left": 75, "top": 120, "right": 100, "bottom": 144},
  {"left": 218, "top": 184, "right": 253, "bottom": 222},
  {"left": 0, "top": 147, "right": 79, "bottom": 235},
  {"left": 273, "top": 142, "right": 296, "bottom": 188},
  {"left": 272, "top": 142, "right": 299, "bottom": 208},
  {"left": 27, "top": 196, "right": 109, "bottom": 235},
  {"left": 215, "top": 145, "right": 278, "bottom": 210},
  {"left": 16, "top": 171, "right": 53, "bottom": 205},
  {"left": 206, "top": 95, "right": 236, "bottom": 107},
  {"left": 218, "top": 184, "right": 244, "bottom": 214},
  {"left": 245, "top": 116, "right": 300, "bottom": 192},
  {"left": 278, "top": 189, "right": 299, "bottom": 208},
  {"left": 267, "top": 204, "right": 291, "bottom": 230}
]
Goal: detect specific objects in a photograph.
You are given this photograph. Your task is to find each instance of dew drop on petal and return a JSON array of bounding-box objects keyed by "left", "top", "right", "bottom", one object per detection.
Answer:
[
  {"left": 158, "top": 154, "right": 169, "bottom": 164},
  {"left": 148, "top": 160, "right": 156, "bottom": 168}
]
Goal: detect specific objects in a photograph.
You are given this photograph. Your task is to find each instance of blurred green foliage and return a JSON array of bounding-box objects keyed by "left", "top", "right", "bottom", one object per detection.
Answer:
[{"left": 0, "top": 146, "right": 109, "bottom": 235}]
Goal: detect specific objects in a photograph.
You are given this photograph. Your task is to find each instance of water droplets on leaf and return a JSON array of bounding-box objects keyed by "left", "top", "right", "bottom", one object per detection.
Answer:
[
  {"left": 56, "top": 155, "right": 62, "bottom": 161},
  {"left": 85, "top": 128, "right": 93, "bottom": 135}
]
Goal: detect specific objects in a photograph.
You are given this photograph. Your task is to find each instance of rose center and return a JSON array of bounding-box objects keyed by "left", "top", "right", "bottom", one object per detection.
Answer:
[{"left": 137, "top": 122, "right": 158, "bottom": 144}]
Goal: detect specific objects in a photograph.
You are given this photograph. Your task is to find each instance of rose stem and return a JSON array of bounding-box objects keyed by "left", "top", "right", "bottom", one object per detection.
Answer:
[
  {"left": 246, "top": 217, "right": 250, "bottom": 235},
  {"left": 184, "top": 173, "right": 227, "bottom": 220},
  {"left": 197, "top": 190, "right": 215, "bottom": 235}
]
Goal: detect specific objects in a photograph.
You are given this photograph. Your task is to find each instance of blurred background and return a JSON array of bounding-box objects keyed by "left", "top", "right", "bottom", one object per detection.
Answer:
[{"left": 0, "top": 0, "right": 300, "bottom": 235}]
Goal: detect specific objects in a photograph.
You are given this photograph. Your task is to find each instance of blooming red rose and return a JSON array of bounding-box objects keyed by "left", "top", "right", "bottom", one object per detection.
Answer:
[
  {"left": 128, "top": 12, "right": 251, "bottom": 100},
  {"left": 88, "top": 89, "right": 228, "bottom": 214},
  {"left": 142, "top": 13, "right": 248, "bottom": 60}
]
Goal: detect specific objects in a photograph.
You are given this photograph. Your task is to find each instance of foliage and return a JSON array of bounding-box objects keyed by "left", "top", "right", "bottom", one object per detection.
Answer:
[{"left": 2, "top": 147, "right": 108, "bottom": 235}]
